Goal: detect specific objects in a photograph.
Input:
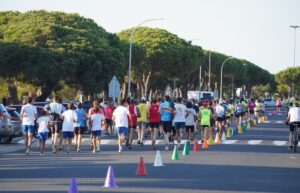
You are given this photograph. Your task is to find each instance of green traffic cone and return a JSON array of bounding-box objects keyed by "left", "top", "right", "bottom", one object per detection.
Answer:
[
  {"left": 172, "top": 145, "right": 180, "bottom": 160},
  {"left": 183, "top": 141, "right": 190, "bottom": 156}
]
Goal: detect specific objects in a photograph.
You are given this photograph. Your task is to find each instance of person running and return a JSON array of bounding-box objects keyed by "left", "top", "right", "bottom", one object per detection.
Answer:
[
  {"left": 36, "top": 109, "right": 50, "bottom": 155},
  {"left": 137, "top": 97, "right": 148, "bottom": 146},
  {"left": 235, "top": 101, "right": 244, "bottom": 127},
  {"left": 248, "top": 99, "right": 255, "bottom": 121},
  {"left": 103, "top": 101, "right": 115, "bottom": 135},
  {"left": 90, "top": 105, "right": 105, "bottom": 154},
  {"left": 173, "top": 97, "right": 187, "bottom": 149},
  {"left": 127, "top": 98, "right": 138, "bottom": 148},
  {"left": 49, "top": 96, "right": 64, "bottom": 153},
  {"left": 74, "top": 103, "right": 87, "bottom": 152},
  {"left": 159, "top": 95, "right": 174, "bottom": 151},
  {"left": 285, "top": 102, "right": 300, "bottom": 149},
  {"left": 199, "top": 102, "right": 212, "bottom": 141},
  {"left": 112, "top": 99, "right": 132, "bottom": 153},
  {"left": 276, "top": 98, "right": 281, "bottom": 113},
  {"left": 148, "top": 98, "right": 160, "bottom": 149},
  {"left": 215, "top": 100, "right": 225, "bottom": 135},
  {"left": 254, "top": 99, "right": 261, "bottom": 120},
  {"left": 20, "top": 96, "right": 37, "bottom": 155},
  {"left": 60, "top": 103, "right": 77, "bottom": 153},
  {"left": 88, "top": 100, "right": 104, "bottom": 148},
  {"left": 185, "top": 101, "right": 197, "bottom": 142}
]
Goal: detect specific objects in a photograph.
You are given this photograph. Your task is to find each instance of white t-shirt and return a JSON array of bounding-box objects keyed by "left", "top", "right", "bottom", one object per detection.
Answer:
[
  {"left": 37, "top": 116, "right": 50, "bottom": 133},
  {"left": 91, "top": 113, "right": 105, "bottom": 131},
  {"left": 289, "top": 107, "right": 300, "bottom": 122},
  {"left": 113, "top": 106, "right": 129, "bottom": 128},
  {"left": 215, "top": 105, "right": 225, "bottom": 118},
  {"left": 61, "top": 110, "right": 77, "bottom": 132},
  {"left": 49, "top": 102, "right": 63, "bottom": 115},
  {"left": 185, "top": 108, "right": 197, "bottom": 126},
  {"left": 174, "top": 103, "right": 187, "bottom": 123},
  {"left": 21, "top": 104, "right": 37, "bottom": 126}
]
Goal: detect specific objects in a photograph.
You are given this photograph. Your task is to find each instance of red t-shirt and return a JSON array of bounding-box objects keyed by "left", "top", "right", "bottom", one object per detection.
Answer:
[
  {"left": 128, "top": 104, "right": 137, "bottom": 126},
  {"left": 104, "top": 106, "right": 115, "bottom": 120},
  {"left": 149, "top": 104, "right": 160, "bottom": 123}
]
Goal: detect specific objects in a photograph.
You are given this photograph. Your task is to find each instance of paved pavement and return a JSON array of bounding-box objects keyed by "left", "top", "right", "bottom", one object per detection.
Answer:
[{"left": 0, "top": 108, "right": 300, "bottom": 193}]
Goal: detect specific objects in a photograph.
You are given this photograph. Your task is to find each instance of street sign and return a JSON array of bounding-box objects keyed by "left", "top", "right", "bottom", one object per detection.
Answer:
[{"left": 109, "top": 76, "right": 120, "bottom": 98}]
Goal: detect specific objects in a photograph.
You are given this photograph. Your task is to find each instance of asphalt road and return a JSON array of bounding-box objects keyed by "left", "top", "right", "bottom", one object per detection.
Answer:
[{"left": 0, "top": 107, "right": 300, "bottom": 193}]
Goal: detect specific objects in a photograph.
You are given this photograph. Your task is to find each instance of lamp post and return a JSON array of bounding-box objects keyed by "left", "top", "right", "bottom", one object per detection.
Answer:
[
  {"left": 220, "top": 56, "right": 234, "bottom": 100},
  {"left": 127, "top": 18, "right": 163, "bottom": 97},
  {"left": 290, "top": 25, "right": 299, "bottom": 96}
]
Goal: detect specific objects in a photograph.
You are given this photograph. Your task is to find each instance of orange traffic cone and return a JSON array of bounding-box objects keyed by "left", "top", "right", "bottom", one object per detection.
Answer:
[
  {"left": 214, "top": 133, "right": 221, "bottom": 144},
  {"left": 202, "top": 138, "right": 209, "bottom": 149},
  {"left": 193, "top": 140, "right": 200, "bottom": 152},
  {"left": 136, "top": 157, "right": 148, "bottom": 176}
]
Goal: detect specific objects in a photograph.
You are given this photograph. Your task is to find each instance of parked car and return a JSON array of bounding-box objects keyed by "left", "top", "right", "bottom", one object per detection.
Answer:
[
  {"left": 6, "top": 107, "right": 23, "bottom": 139},
  {"left": 263, "top": 98, "right": 276, "bottom": 107},
  {"left": 0, "top": 103, "right": 13, "bottom": 144}
]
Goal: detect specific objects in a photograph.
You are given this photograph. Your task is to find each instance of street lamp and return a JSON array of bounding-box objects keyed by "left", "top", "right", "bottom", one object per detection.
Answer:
[
  {"left": 127, "top": 18, "right": 163, "bottom": 97},
  {"left": 220, "top": 56, "right": 234, "bottom": 100},
  {"left": 290, "top": 25, "right": 299, "bottom": 96}
]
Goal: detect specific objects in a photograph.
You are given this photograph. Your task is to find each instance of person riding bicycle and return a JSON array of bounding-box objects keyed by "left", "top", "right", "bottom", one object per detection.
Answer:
[{"left": 285, "top": 102, "right": 300, "bottom": 149}]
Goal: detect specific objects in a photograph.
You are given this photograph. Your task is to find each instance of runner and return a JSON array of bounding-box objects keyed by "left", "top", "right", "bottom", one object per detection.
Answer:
[
  {"left": 148, "top": 98, "right": 160, "bottom": 149},
  {"left": 173, "top": 97, "right": 187, "bottom": 149},
  {"left": 248, "top": 99, "right": 255, "bottom": 121},
  {"left": 60, "top": 103, "right": 77, "bottom": 154},
  {"left": 215, "top": 100, "right": 225, "bottom": 135},
  {"left": 36, "top": 109, "right": 50, "bottom": 155},
  {"left": 127, "top": 98, "right": 138, "bottom": 148},
  {"left": 199, "top": 101, "right": 212, "bottom": 141},
  {"left": 49, "top": 96, "right": 64, "bottom": 153},
  {"left": 137, "top": 97, "right": 148, "bottom": 146},
  {"left": 112, "top": 99, "right": 132, "bottom": 153},
  {"left": 276, "top": 98, "right": 281, "bottom": 113},
  {"left": 20, "top": 96, "right": 37, "bottom": 155},
  {"left": 159, "top": 95, "right": 174, "bottom": 151},
  {"left": 90, "top": 105, "right": 105, "bottom": 154},
  {"left": 74, "top": 103, "right": 87, "bottom": 152},
  {"left": 185, "top": 101, "right": 197, "bottom": 142},
  {"left": 103, "top": 101, "right": 115, "bottom": 135},
  {"left": 235, "top": 100, "right": 244, "bottom": 127},
  {"left": 285, "top": 102, "right": 300, "bottom": 149}
]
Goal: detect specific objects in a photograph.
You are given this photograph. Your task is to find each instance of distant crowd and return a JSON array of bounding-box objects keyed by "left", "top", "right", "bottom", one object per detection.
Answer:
[{"left": 18, "top": 95, "right": 289, "bottom": 155}]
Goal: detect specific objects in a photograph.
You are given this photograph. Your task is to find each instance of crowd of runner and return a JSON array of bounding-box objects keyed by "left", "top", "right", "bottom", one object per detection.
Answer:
[{"left": 20, "top": 95, "right": 275, "bottom": 155}]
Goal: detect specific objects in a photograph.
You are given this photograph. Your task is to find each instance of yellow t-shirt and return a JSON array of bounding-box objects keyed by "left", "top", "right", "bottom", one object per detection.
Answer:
[{"left": 137, "top": 103, "right": 148, "bottom": 122}]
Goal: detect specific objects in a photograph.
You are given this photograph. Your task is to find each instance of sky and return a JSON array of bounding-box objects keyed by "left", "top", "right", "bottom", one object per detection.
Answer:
[{"left": 1, "top": 0, "right": 300, "bottom": 74}]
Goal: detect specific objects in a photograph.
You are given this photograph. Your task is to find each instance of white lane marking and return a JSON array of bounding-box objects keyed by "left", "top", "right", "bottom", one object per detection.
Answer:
[
  {"left": 222, "top": 140, "right": 238, "bottom": 144},
  {"left": 275, "top": 121, "right": 284, "bottom": 124},
  {"left": 273, "top": 141, "right": 287, "bottom": 146},
  {"left": 248, "top": 140, "right": 262, "bottom": 145},
  {"left": 264, "top": 121, "right": 271, "bottom": 123}
]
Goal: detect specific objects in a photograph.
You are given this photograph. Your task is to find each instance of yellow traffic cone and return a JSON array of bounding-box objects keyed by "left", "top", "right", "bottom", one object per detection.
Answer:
[
  {"left": 226, "top": 129, "right": 231, "bottom": 138},
  {"left": 247, "top": 122, "right": 251, "bottom": 129},
  {"left": 264, "top": 115, "right": 268, "bottom": 121},
  {"left": 208, "top": 136, "right": 214, "bottom": 145},
  {"left": 238, "top": 125, "right": 243, "bottom": 134},
  {"left": 214, "top": 133, "right": 221, "bottom": 144}
]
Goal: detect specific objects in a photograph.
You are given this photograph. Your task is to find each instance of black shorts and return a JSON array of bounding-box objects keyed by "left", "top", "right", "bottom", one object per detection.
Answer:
[
  {"left": 235, "top": 112, "right": 244, "bottom": 118},
  {"left": 161, "top": 121, "right": 172, "bottom": 133},
  {"left": 74, "top": 127, "right": 85, "bottom": 135},
  {"left": 49, "top": 121, "right": 62, "bottom": 133},
  {"left": 149, "top": 122, "right": 160, "bottom": 129},
  {"left": 104, "top": 119, "right": 112, "bottom": 125},
  {"left": 226, "top": 116, "right": 231, "bottom": 120},
  {"left": 186, "top": 125, "right": 195, "bottom": 132},
  {"left": 249, "top": 110, "right": 254, "bottom": 115},
  {"left": 216, "top": 117, "right": 225, "bottom": 122},
  {"left": 201, "top": 125, "right": 210, "bottom": 129},
  {"left": 290, "top": 122, "right": 300, "bottom": 131}
]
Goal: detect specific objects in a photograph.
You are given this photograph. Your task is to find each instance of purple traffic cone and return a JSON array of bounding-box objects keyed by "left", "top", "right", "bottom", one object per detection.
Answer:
[
  {"left": 68, "top": 177, "right": 79, "bottom": 193},
  {"left": 103, "top": 166, "right": 118, "bottom": 188}
]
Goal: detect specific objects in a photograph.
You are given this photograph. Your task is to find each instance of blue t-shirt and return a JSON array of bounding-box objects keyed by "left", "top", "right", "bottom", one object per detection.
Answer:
[
  {"left": 74, "top": 109, "right": 85, "bottom": 127},
  {"left": 160, "top": 101, "right": 173, "bottom": 121}
]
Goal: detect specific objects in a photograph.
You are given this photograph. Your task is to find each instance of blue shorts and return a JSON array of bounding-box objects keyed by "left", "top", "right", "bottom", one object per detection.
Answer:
[
  {"left": 63, "top": 131, "right": 74, "bottom": 139},
  {"left": 22, "top": 125, "right": 35, "bottom": 134},
  {"left": 175, "top": 122, "right": 186, "bottom": 129},
  {"left": 92, "top": 130, "right": 101, "bottom": 137},
  {"left": 117, "top": 127, "right": 129, "bottom": 136},
  {"left": 37, "top": 132, "right": 48, "bottom": 141}
]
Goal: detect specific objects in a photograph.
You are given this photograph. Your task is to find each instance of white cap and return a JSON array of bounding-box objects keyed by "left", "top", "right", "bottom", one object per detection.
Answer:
[{"left": 141, "top": 97, "right": 146, "bottom": 101}]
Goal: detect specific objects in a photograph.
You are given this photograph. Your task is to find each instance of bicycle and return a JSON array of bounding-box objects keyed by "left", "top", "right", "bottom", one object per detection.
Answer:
[{"left": 290, "top": 122, "right": 300, "bottom": 152}]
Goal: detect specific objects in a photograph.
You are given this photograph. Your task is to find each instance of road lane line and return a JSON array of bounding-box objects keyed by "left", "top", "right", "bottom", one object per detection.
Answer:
[
  {"left": 248, "top": 140, "right": 262, "bottom": 145},
  {"left": 273, "top": 141, "right": 287, "bottom": 146},
  {"left": 222, "top": 140, "right": 238, "bottom": 144}
]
